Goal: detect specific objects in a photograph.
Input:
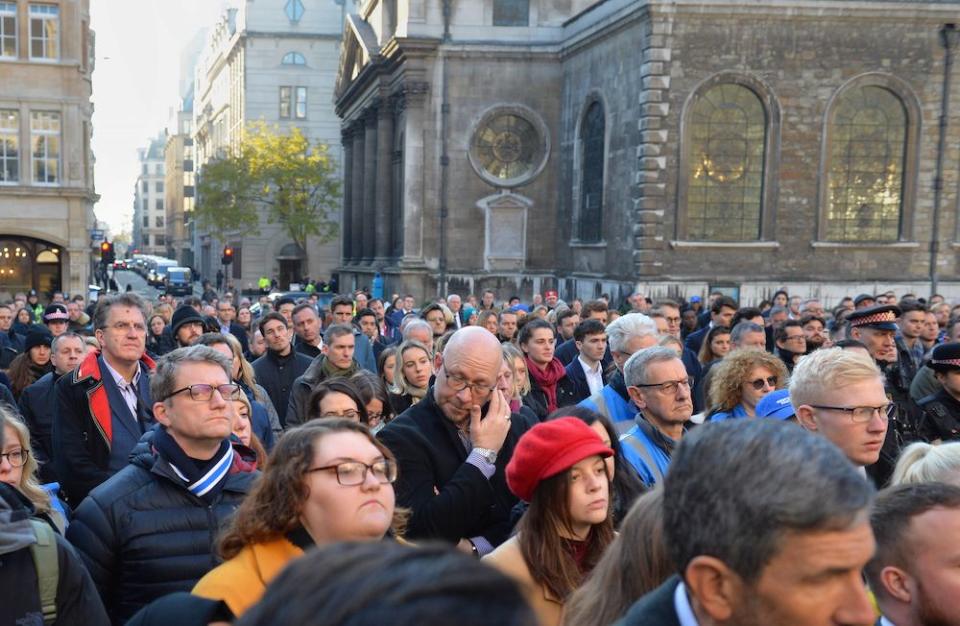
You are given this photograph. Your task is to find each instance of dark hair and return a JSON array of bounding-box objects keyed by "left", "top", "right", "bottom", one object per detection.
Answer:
[
  {"left": 665, "top": 420, "right": 874, "bottom": 583},
  {"left": 93, "top": 292, "right": 147, "bottom": 330},
  {"left": 865, "top": 482, "right": 960, "bottom": 601},
  {"left": 258, "top": 312, "right": 288, "bottom": 336},
  {"left": 698, "top": 325, "right": 731, "bottom": 364},
  {"left": 581, "top": 299, "right": 608, "bottom": 317},
  {"left": 349, "top": 370, "right": 395, "bottom": 425},
  {"left": 497, "top": 309, "right": 517, "bottom": 322},
  {"left": 899, "top": 301, "right": 927, "bottom": 315},
  {"left": 376, "top": 346, "right": 397, "bottom": 388},
  {"left": 517, "top": 318, "right": 555, "bottom": 346},
  {"left": 354, "top": 307, "right": 377, "bottom": 324},
  {"left": 799, "top": 314, "right": 826, "bottom": 328},
  {"left": 275, "top": 297, "right": 296, "bottom": 309},
  {"left": 323, "top": 323, "right": 355, "bottom": 345},
  {"left": 306, "top": 379, "right": 369, "bottom": 423},
  {"left": 291, "top": 303, "right": 317, "bottom": 319},
  {"left": 573, "top": 319, "right": 606, "bottom": 343},
  {"left": 556, "top": 308, "right": 579, "bottom": 328},
  {"left": 331, "top": 295, "right": 354, "bottom": 311},
  {"left": 731, "top": 307, "right": 763, "bottom": 327},
  {"left": 775, "top": 319, "right": 803, "bottom": 343},
  {"left": 547, "top": 405, "right": 646, "bottom": 526},
  {"left": 235, "top": 542, "right": 536, "bottom": 626},
  {"left": 710, "top": 296, "right": 738, "bottom": 315},
  {"left": 835, "top": 338, "right": 868, "bottom": 351}
]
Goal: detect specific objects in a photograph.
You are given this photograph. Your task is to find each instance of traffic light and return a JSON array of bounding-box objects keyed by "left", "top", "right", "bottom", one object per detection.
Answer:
[
  {"left": 100, "top": 241, "right": 114, "bottom": 263},
  {"left": 221, "top": 246, "right": 234, "bottom": 265}
]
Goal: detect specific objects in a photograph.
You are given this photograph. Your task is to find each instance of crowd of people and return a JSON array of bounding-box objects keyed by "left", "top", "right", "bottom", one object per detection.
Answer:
[{"left": 2, "top": 283, "right": 960, "bottom": 625}]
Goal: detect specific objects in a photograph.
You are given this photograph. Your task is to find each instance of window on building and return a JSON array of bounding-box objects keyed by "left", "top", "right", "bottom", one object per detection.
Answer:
[
  {"left": 155, "top": 215, "right": 164, "bottom": 228},
  {"left": 578, "top": 101, "right": 605, "bottom": 243},
  {"left": 493, "top": 0, "right": 529, "bottom": 26},
  {"left": 155, "top": 181, "right": 163, "bottom": 193},
  {"left": 685, "top": 83, "right": 766, "bottom": 241},
  {"left": 279, "top": 87, "right": 292, "bottom": 119},
  {"left": 142, "top": 163, "right": 148, "bottom": 175},
  {"left": 29, "top": 4, "right": 59, "bottom": 60},
  {"left": 142, "top": 198, "right": 148, "bottom": 213},
  {"left": 155, "top": 198, "right": 163, "bottom": 211},
  {"left": 154, "top": 234, "right": 165, "bottom": 247},
  {"left": 142, "top": 215, "right": 148, "bottom": 228},
  {"left": 282, "top": 51, "right": 306, "bottom": 65},
  {"left": 284, "top": 0, "right": 304, "bottom": 22},
  {"left": 295, "top": 87, "right": 307, "bottom": 119},
  {"left": 155, "top": 163, "right": 164, "bottom": 175},
  {"left": 0, "top": 3, "right": 17, "bottom": 59},
  {"left": 0, "top": 109, "right": 19, "bottom": 183},
  {"left": 824, "top": 86, "right": 907, "bottom": 242},
  {"left": 30, "top": 110, "right": 59, "bottom": 184}
]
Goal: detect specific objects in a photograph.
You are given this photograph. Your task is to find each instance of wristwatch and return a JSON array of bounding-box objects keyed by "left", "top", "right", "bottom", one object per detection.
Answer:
[{"left": 473, "top": 447, "right": 498, "bottom": 464}]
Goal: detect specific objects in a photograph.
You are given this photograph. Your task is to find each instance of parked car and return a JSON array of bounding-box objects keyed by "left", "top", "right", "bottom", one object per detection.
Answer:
[{"left": 164, "top": 267, "right": 193, "bottom": 296}]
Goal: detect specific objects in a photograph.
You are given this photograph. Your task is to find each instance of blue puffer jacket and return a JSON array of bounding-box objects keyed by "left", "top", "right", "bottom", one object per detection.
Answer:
[{"left": 65, "top": 433, "right": 259, "bottom": 625}]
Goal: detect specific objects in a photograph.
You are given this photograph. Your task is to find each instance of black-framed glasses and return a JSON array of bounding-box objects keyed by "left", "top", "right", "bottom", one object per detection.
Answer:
[
  {"left": 0, "top": 449, "right": 28, "bottom": 468},
  {"left": 748, "top": 376, "right": 778, "bottom": 391},
  {"left": 809, "top": 403, "right": 895, "bottom": 424},
  {"left": 307, "top": 459, "right": 398, "bottom": 485},
  {"left": 165, "top": 383, "right": 242, "bottom": 402},
  {"left": 634, "top": 376, "right": 694, "bottom": 395},
  {"left": 441, "top": 365, "right": 497, "bottom": 396}
]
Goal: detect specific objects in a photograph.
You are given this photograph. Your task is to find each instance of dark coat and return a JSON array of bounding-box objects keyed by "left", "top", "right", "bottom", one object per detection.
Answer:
[
  {"left": 52, "top": 351, "right": 156, "bottom": 505},
  {"left": 251, "top": 348, "right": 313, "bottom": 428},
  {"left": 919, "top": 388, "right": 960, "bottom": 442},
  {"left": 18, "top": 371, "right": 63, "bottom": 483},
  {"left": 557, "top": 358, "right": 609, "bottom": 408},
  {"left": 65, "top": 435, "right": 258, "bottom": 625},
  {"left": 0, "top": 483, "right": 110, "bottom": 626},
  {"left": 285, "top": 355, "right": 361, "bottom": 428},
  {"left": 377, "top": 390, "right": 526, "bottom": 548},
  {"left": 684, "top": 325, "right": 710, "bottom": 355},
  {"left": 554, "top": 337, "right": 579, "bottom": 366},
  {"left": 224, "top": 323, "right": 250, "bottom": 357},
  {"left": 293, "top": 337, "right": 321, "bottom": 359},
  {"left": 613, "top": 576, "right": 682, "bottom": 626}
]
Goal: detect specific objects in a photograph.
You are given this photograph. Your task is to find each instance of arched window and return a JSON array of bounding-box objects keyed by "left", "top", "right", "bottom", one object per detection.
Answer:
[
  {"left": 684, "top": 83, "right": 767, "bottom": 241},
  {"left": 578, "top": 101, "right": 605, "bottom": 243},
  {"left": 824, "top": 86, "right": 907, "bottom": 241},
  {"left": 284, "top": 0, "right": 304, "bottom": 23},
  {"left": 282, "top": 51, "right": 306, "bottom": 66}
]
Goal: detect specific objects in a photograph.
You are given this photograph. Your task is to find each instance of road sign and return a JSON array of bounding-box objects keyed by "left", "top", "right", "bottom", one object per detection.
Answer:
[{"left": 90, "top": 229, "right": 104, "bottom": 239}]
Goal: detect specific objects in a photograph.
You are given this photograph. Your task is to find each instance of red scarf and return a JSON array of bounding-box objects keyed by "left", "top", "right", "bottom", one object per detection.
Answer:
[{"left": 525, "top": 356, "right": 566, "bottom": 414}]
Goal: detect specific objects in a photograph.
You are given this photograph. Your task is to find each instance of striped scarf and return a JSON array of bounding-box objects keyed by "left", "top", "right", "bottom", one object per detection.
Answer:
[{"left": 153, "top": 427, "right": 234, "bottom": 503}]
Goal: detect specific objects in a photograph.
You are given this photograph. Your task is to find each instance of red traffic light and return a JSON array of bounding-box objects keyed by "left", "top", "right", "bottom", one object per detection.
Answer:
[
  {"left": 224, "top": 246, "right": 233, "bottom": 257},
  {"left": 100, "top": 242, "right": 110, "bottom": 252}
]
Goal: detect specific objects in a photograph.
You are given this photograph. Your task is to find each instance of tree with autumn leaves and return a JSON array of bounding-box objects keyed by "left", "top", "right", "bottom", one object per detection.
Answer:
[{"left": 195, "top": 122, "right": 341, "bottom": 271}]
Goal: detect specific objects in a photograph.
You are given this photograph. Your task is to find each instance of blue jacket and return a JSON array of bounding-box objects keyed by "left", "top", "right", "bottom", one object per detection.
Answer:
[
  {"left": 578, "top": 372, "right": 638, "bottom": 433},
  {"left": 619, "top": 418, "right": 675, "bottom": 487},
  {"left": 710, "top": 404, "right": 749, "bottom": 421}
]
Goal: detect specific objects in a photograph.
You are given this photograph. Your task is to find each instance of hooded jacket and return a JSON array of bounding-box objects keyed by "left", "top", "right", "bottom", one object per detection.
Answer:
[
  {"left": 285, "top": 354, "right": 360, "bottom": 428},
  {"left": 65, "top": 431, "right": 258, "bottom": 625}
]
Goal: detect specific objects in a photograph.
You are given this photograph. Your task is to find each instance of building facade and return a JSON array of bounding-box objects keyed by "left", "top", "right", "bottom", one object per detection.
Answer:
[
  {"left": 335, "top": 0, "right": 960, "bottom": 306},
  {"left": 164, "top": 96, "right": 195, "bottom": 267},
  {"left": 132, "top": 134, "right": 167, "bottom": 256},
  {"left": 0, "top": 0, "right": 96, "bottom": 299},
  {"left": 192, "top": 0, "right": 351, "bottom": 292}
]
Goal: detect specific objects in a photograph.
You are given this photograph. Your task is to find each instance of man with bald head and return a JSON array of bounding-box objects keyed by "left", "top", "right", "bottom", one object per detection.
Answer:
[{"left": 378, "top": 327, "right": 527, "bottom": 553}]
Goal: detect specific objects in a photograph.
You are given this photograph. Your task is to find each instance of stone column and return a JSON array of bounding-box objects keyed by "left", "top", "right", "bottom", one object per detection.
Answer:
[
  {"left": 399, "top": 82, "right": 430, "bottom": 264},
  {"left": 362, "top": 106, "right": 379, "bottom": 264},
  {"left": 374, "top": 101, "right": 394, "bottom": 263},
  {"left": 341, "top": 127, "right": 354, "bottom": 265},
  {"left": 350, "top": 118, "right": 366, "bottom": 265}
]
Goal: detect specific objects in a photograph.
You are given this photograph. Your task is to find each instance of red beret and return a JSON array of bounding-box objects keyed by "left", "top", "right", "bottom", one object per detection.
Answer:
[{"left": 506, "top": 417, "right": 614, "bottom": 502}]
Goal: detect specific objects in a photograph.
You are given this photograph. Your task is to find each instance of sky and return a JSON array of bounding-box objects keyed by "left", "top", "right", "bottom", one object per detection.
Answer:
[{"left": 90, "top": 0, "right": 227, "bottom": 236}]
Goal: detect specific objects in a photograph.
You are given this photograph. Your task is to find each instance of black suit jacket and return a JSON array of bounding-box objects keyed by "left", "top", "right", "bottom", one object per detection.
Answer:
[
  {"left": 684, "top": 325, "right": 710, "bottom": 355},
  {"left": 18, "top": 371, "right": 61, "bottom": 483},
  {"left": 377, "top": 390, "right": 526, "bottom": 548},
  {"left": 614, "top": 576, "right": 683, "bottom": 626},
  {"left": 226, "top": 323, "right": 250, "bottom": 356},
  {"left": 558, "top": 358, "right": 608, "bottom": 407}
]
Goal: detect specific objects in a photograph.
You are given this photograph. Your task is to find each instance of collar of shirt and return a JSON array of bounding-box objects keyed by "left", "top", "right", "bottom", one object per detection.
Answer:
[
  {"left": 578, "top": 355, "right": 602, "bottom": 374},
  {"left": 880, "top": 617, "right": 896, "bottom": 626},
  {"left": 674, "top": 581, "right": 700, "bottom": 626},
  {"left": 102, "top": 354, "right": 141, "bottom": 389}
]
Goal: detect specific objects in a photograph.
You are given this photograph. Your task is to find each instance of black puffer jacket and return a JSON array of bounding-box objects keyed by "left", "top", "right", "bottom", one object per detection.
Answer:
[{"left": 65, "top": 435, "right": 259, "bottom": 625}]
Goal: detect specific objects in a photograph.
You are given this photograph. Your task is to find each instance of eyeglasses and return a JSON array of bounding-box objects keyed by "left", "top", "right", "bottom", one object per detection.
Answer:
[
  {"left": 165, "top": 383, "right": 242, "bottom": 402},
  {"left": 0, "top": 449, "right": 28, "bottom": 468},
  {"left": 442, "top": 365, "right": 497, "bottom": 396},
  {"left": 318, "top": 410, "right": 360, "bottom": 421},
  {"left": 809, "top": 403, "right": 895, "bottom": 423},
  {"left": 307, "top": 459, "right": 398, "bottom": 485},
  {"left": 634, "top": 376, "right": 694, "bottom": 395},
  {"left": 748, "top": 376, "right": 778, "bottom": 391},
  {"left": 367, "top": 412, "right": 384, "bottom": 424}
]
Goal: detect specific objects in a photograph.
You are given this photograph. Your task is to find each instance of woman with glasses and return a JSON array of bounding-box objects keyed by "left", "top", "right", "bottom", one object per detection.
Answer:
[
  {"left": 193, "top": 419, "right": 405, "bottom": 618},
  {"left": 696, "top": 325, "right": 731, "bottom": 366},
  {"left": 708, "top": 349, "right": 789, "bottom": 421},
  {"left": 0, "top": 406, "right": 69, "bottom": 533},
  {"left": 389, "top": 340, "right": 434, "bottom": 415},
  {"left": 306, "top": 378, "right": 370, "bottom": 424},
  {"left": 350, "top": 370, "right": 394, "bottom": 433}
]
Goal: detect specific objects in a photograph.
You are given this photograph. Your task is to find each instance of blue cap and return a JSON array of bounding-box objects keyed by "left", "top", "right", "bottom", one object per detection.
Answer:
[
  {"left": 690, "top": 296, "right": 701, "bottom": 303},
  {"left": 756, "top": 389, "right": 795, "bottom": 421}
]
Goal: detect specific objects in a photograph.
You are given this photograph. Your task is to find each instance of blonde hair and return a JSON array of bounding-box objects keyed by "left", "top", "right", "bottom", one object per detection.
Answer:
[
  {"left": 890, "top": 442, "right": 960, "bottom": 487},
  {"left": 390, "top": 340, "right": 433, "bottom": 396},
  {"left": 789, "top": 347, "right": 882, "bottom": 408},
  {"left": 501, "top": 342, "right": 530, "bottom": 396},
  {"left": 0, "top": 405, "right": 52, "bottom": 515},
  {"left": 220, "top": 333, "right": 267, "bottom": 404},
  {"left": 708, "top": 349, "right": 788, "bottom": 413}
]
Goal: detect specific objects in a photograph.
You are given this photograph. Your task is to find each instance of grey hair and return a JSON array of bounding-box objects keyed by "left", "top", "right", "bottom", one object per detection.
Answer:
[
  {"left": 768, "top": 305, "right": 789, "bottom": 318},
  {"left": 606, "top": 313, "right": 658, "bottom": 354},
  {"left": 730, "top": 321, "right": 765, "bottom": 346},
  {"left": 402, "top": 319, "right": 433, "bottom": 341},
  {"left": 664, "top": 420, "right": 874, "bottom": 583},
  {"left": 92, "top": 293, "right": 148, "bottom": 331},
  {"left": 150, "top": 345, "right": 232, "bottom": 403},
  {"left": 51, "top": 331, "right": 84, "bottom": 353},
  {"left": 323, "top": 323, "right": 355, "bottom": 345},
  {"left": 623, "top": 346, "right": 681, "bottom": 387}
]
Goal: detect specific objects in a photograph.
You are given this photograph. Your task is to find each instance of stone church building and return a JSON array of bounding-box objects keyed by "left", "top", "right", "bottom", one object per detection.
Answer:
[{"left": 334, "top": 0, "right": 960, "bottom": 305}]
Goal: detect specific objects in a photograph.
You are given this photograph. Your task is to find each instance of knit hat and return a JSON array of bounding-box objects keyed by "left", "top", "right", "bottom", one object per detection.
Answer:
[
  {"left": 24, "top": 329, "right": 53, "bottom": 352},
  {"left": 42, "top": 303, "right": 69, "bottom": 323},
  {"left": 506, "top": 417, "right": 614, "bottom": 502},
  {"left": 170, "top": 305, "right": 204, "bottom": 336}
]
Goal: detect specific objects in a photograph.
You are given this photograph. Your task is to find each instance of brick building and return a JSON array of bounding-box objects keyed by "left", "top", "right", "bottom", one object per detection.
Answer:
[{"left": 335, "top": 0, "right": 960, "bottom": 306}]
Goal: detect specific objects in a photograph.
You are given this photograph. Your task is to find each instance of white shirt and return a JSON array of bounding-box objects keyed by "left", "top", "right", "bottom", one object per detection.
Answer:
[
  {"left": 674, "top": 582, "right": 700, "bottom": 626},
  {"left": 102, "top": 356, "right": 142, "bottom": 422},
  {"left": 880, "top": 617, "right": 896, "bottom": 626},
  {"left": 578, "top": 355, "right": 604, "bottom": 396}
]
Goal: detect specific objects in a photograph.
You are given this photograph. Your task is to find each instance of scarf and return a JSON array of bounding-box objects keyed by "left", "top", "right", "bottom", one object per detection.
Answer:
[
  {"left": 525, "top": 356, "right": 566, "bottom": 414},
  {"left": 320, "top": 356, "right": 359, "bottom": 380},
  {"left": 153, "top": 427, "right": 234, "bottom": 503}
]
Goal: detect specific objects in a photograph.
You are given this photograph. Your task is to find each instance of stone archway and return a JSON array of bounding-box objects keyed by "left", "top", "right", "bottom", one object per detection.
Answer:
[{"left": 0, "top": 236, "right": 64, "bottom": 298}]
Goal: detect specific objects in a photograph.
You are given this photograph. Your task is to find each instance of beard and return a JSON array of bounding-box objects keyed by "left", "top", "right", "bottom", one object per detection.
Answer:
[{"left": 915, "top": 579, "right": 960, "bottom": 626}]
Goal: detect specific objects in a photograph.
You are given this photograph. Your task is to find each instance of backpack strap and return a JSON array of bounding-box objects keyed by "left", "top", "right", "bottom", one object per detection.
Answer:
[{"left": 28, "top": 518, "right": 59, "bottom": 626}]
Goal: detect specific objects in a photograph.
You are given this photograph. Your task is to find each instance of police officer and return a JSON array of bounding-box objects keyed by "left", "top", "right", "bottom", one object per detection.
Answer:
[{"left": 917, "top": 343, "right": 960, "bottom": 442}]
